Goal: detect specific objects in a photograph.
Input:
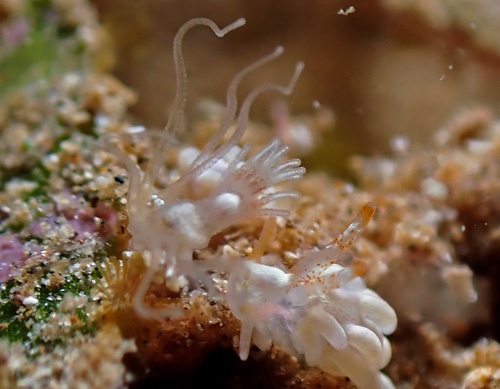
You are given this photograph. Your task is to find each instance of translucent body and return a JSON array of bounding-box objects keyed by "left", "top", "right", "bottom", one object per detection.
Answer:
[
  {"left": 101, "top": 18, "right": 305, "bottom": 319},
  {"left": 226, "top": 204, "right": 398, "bottom": 389}
]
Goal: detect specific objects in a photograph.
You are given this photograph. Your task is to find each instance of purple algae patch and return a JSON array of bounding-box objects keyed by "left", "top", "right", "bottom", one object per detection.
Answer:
[{"left": 0, "top": 234, "right": 27, "bottom": 283}]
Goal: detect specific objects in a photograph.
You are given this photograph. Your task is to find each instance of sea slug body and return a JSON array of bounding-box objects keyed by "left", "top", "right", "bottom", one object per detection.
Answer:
[
  {"left": 227, "top": 203, "right": 397, "bottom": 389},
  {"left": 101, "top": 17, "right": 305, "bottom": 319}
]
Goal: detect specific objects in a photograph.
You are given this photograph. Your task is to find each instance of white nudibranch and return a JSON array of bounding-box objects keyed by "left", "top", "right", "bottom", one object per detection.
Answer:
[
  {"left": 100, "top": 17, "right": 396, "bottom": 387},
  {"left": 226, "top": 203, "right": 398, "bottom": 389},
  {"left": 100, "top": 17, "right": 305, "bottom": 319}
]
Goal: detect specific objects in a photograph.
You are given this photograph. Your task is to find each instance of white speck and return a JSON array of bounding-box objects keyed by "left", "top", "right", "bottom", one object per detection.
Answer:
[
  {"left": 122, "top": 251, "right": 133, "bottom": 258},
  {"left": 389, "top": 135, "right": 410, "bottom": 153},
  {"left": 442, "top": 252, "right": 452, "bottom": 263},
  {"left": 312, "top": 100, "right": 321, "bottom": 109},
  {"left": 448, "top": 64, "right": 453, "bottom": 70},
  {"left": 94, "top": 114, "right": 110, "bottom": 128},
  {"left": 338, "top": 6, "right": 355, "bottom": 15},
  {"left": 126, "top": 125, "right": 146, "bottom": 134},
  {"left": 153, "top": 197, "right": 165, "bottom": 207},
  {"left": 461, "top": 225, "right": 466, "bottom": 232},
  {"left": 439, "top": 74, "right": 445, "bottom": 81},
  {"left": 23, "top": 296, "right": 39, "bottom": 305},
  {"left": 63, "top": 72, "right": 81, "bottom": 88},
  {"left": 467, "top": 139, "right": 494, "bottom": 154},
  {"left": 421, "top": 177, "right": 448, "bottom": 200}
]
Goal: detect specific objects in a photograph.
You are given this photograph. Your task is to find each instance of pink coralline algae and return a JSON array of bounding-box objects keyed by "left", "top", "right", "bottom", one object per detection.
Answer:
[
  {"left": 0, "top": 235, "right": 26, "bottom": 282},
  {"left": 1, "top": 18, "right": 30, "bottom": 50},
  {"left": 0, "top": 193, "right": 116, "bottom": 283}
]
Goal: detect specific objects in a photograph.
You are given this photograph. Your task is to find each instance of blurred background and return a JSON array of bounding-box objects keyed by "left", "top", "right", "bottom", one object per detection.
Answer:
[{"left": 11, "top": 0, "right": 500, "bottom": 174}]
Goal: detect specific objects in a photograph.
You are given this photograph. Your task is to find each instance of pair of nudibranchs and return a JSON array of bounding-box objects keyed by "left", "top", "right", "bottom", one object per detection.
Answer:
[{"left": 103, "top": 17, "right": 397, "bottom": 389}]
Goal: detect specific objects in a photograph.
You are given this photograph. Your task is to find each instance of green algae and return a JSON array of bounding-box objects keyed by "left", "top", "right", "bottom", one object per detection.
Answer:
[
  {"left": 0, "top": 1, "right": 88, "bottom": 98},
  {"left": 0, "top": 272, "right": 97, "bottom": 347},
  {"left": 0, "top": 244, "right": 109, "bottom": 347}
]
